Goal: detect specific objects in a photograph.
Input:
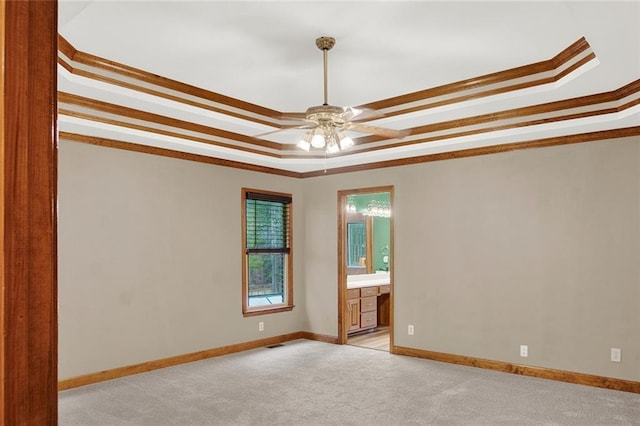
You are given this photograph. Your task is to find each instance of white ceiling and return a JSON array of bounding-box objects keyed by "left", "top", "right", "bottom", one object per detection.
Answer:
[{"left": 58, "top": 1, "right": 640, "bottom": 173}]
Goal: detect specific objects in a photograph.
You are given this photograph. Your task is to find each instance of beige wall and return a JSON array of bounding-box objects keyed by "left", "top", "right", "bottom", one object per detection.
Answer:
[
  {"left": 59, "top": 136, "right": 640, "bottom": 382},
  {"left": 303, "top": 136, "right": 640, "bottom": 381},
  {"left": 58, "top": 141, "right": 308, "bottom": 379}
]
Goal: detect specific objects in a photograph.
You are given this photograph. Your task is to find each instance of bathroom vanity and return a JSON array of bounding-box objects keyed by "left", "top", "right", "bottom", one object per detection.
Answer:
[{"left": 346, "top": 273, "right": 390, "bottom": 334}]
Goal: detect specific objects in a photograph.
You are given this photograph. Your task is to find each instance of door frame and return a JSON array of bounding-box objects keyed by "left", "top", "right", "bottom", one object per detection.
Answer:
[{"left": 337, "top": 185, "right": 394, "bottom": 348}]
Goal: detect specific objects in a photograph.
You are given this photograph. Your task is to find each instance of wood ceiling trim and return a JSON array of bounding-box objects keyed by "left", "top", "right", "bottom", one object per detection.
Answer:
[
  {"left": 372, "top": 52, "right": 596, "bottom": 121},
  {"left": 59, "top": 132, "right": 299, "bottom": 178},
  {"left": 58, "top": 93, "right": 290, "bottom": 161},
  {"left": 58, "top": 92, "right": 282, "bottom": 150},
  {"left": 59, "top": 109, "right": 285, "bottom": 159},
  {"left": 59, "top": 72, "right": 639, "bottom": 161},
  {"left": 57, "top": 35, "right": 638, "bottom": 166},
  {"left": 359, "top": 38, "right": 595, "bottom": 117},
  {"left": 58, "top": 36, "right": 596, "bottom": 134},
  {"left": 58, "top": 33, "right": 76, "bottom": 60},
  {"left": 60, "top": 36, "right": 281, "bottom": 118},
  {"left": 343, "top": 79, "right": 640, "bottom": 155},
  {"left": 57, "top": 35, "right": 284, "bottom": 128},
  {"left": 60, "top": 65, "right": 281, "bottom": 129},
  {"left": 299, "top": 127, "right": 640, "bottom": 178},
  {"left": 60, "top": 126, "right": 640, "bottom": 179}
]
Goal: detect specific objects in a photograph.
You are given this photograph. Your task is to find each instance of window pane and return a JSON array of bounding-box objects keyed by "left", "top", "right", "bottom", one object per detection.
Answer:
[
  {"left": 247, "top": 253, "right": 285, "bottom": 307},
  {"left": 347, "top": 222, "right": 366, "bottom": 267}
]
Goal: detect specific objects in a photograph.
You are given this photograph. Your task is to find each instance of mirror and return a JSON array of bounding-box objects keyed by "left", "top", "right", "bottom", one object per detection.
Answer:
[
  {"left": 347, "top": 222, "right": 366, "bottom": 267},
  {"left": 345, "top": 192, "right": 391, "bottom": 275}
]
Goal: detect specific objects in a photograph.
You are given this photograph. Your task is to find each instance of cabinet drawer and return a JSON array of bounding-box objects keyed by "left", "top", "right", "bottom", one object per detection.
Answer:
[
  {"left": 347, "top": 288, "right": 360, "bottom": 299},
  {"left": 360, "top": 296, "right": 377, "bottom": 312},
  {"left": 378, "top": 285, "right": 390, "bottom": 294},
  {"left": 360, "top": 286, "right": 377, "bottom": 297},
  {"left": 360, "top": 311, "right": 377, "bottom": 329}
]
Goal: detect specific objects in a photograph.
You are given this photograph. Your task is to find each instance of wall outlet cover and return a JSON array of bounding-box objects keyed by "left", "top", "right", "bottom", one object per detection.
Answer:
[
  {"left": 611, "top": 347, "right": 621, "bottom": 362},
  {"left": 520, "top": 345, "right": 528, "bottom": 357}
]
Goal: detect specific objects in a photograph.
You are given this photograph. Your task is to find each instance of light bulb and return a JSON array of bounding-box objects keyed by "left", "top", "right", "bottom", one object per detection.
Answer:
[
  {"left": 311, "top": 133, "right": 325, "bottom": 148},
  {"left": 326, "top": 140, "right": 340, "bottom": 154},
  {"left": 338, "top": 132, "right": 354, "bottom": 150},
  {"left": 297, "top": 138, "right": 311, "bottom": 151}
]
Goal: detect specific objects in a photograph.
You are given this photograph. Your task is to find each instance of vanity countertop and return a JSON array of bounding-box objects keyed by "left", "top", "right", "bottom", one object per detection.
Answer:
[{"left": 347, "top": 273, "right": 390, "bottom": 289}]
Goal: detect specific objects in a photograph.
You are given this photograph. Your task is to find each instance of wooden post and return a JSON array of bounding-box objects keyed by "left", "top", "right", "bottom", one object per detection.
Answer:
[{"left": 1, "top": 0, "right": 58, "bottom": 424}]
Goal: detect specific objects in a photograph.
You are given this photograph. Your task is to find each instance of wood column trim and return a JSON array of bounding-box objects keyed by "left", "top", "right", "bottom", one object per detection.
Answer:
[{"left": 1, "top": 0, "right": 58, "bottom": 424}]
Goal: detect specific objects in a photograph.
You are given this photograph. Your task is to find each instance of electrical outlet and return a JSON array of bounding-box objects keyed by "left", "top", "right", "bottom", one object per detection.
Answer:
[
  {"left": 408, "top": 325, "right": 414, "bottom": 335},
  {"left": 258, "top": 321, "right": 264, "bottom": 332},
  {"left": 520, "top": 345, "right": 528, "bottom": 357},
  {"left": 611, "top": 347, "right": 621, "bottom": 362}
]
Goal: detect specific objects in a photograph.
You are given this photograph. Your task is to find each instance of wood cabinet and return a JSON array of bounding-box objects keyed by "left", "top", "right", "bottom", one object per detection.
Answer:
[
  {"left": 377, "top": 286, "right": 390, "bottom": 327},
  {"left": 347, "top": 297, "right": 361, "bottom": 332},
  {"left": 346, "top": 286, "right": 379, "bottom": 334}
]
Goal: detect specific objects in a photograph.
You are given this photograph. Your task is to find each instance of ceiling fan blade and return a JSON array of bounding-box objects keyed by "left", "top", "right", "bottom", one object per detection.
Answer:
[
  {"left": 280, "top": 112, "right": 309, "bottom": 121},
  {"left": 341, "top": 107, "right": 385, "bottom": 122},
  {"left": 344, "top": 122, "right": 409, "bottom": 139},
  {"left": 255, "top": 123, "right": 317, "bottom": 138}
]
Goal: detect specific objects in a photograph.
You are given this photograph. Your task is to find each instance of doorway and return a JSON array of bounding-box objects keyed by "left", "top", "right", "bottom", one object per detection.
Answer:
[{"left": 337, "top": 186, "right": 394, "bottom": 352}]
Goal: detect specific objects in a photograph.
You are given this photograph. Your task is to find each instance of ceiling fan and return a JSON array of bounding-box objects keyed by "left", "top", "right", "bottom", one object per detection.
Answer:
[{"left": 260, "top": 36, "right": 408, "bottom": 154}]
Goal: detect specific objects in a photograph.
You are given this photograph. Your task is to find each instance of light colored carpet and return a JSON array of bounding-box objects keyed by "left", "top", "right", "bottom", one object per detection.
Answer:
[{"left": 59, "top": 339, "right": 640, "bottom": 425}]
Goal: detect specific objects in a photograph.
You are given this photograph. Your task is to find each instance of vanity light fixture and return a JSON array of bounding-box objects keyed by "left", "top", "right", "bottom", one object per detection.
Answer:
[
  {"left": 362, "top": 200, "right": 391, "bottom": 218},
  {"left": 345, "top": 197, "right": 391, "bottom": 217}
]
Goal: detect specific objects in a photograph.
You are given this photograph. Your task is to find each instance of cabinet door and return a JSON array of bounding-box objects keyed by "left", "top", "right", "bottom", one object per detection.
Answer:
[{"left": 347, "top": 298, "right": 360, "bottom": 332}]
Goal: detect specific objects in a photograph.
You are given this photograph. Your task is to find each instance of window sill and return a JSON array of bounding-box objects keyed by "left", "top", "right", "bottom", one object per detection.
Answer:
[{"left": 242, "top": 305, "right": 294, "bottom": 317}]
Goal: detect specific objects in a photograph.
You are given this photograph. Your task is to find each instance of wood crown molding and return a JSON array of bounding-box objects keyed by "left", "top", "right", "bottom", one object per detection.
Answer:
[
  {"left": 60, "top": 126, "right": 640, "bottom": 179},
  {"left": 393, "top": 345, "right": 640, "bottom": 394},
  {"left": 58, "top": 132, "right": 300, "bottom": 178},
  {"left": 300, "top": 126, "right": 640, "bottom": 177}
]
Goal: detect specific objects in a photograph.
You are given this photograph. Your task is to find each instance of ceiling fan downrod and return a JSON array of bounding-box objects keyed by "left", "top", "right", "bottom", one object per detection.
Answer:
[{"left": 316, "top": 36, "right": 335, "bottom": 106}]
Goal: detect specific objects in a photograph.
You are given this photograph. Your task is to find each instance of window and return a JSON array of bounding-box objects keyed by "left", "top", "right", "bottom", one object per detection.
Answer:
[
  {"left": 347, "top": 222, "right": 366, "bottom": 267},
  {"left": 242, "top": 189, "right": 293, "bottom": 316}
]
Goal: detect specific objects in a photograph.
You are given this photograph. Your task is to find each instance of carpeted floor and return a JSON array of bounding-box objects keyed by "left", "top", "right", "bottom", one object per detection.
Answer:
[{"left": 59, "top": 339, "right": 640, "bottom": 425}]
